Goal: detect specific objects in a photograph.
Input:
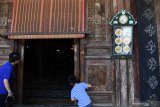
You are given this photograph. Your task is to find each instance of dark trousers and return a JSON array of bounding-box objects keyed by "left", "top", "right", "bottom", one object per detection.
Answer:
[
  {"left": 0, "top": 94, "right": 7, "bottom": 107},
  {"left": 85, "top": 103, "right": 92, "bottom": 107}
]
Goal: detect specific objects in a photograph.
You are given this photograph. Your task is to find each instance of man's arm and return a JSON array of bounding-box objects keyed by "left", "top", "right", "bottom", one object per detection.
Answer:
[{"left": 3, "top": 79, "right": 13, "bottom": 97}]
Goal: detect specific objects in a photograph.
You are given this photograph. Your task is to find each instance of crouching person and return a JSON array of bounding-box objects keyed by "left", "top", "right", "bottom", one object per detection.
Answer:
[{"left": 68, "top": 75, "right": 92, "bottom": 107}]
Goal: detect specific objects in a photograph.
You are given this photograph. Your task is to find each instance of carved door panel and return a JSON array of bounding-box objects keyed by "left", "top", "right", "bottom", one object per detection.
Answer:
[
  {"left": 85, "top": 59, "right": 114, "bottom": 106},
  {"left": 84, "top": 0, "right": 115, "bottom": 106}
]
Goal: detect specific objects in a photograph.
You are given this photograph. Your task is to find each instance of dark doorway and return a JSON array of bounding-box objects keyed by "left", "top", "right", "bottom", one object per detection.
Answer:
[{"left": 23, "top": 39, "right": 74, "bottom": 104}]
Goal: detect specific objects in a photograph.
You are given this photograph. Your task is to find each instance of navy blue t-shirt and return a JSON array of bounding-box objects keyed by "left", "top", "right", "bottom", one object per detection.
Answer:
[{"left": 0, "top": 61, "right": 14, "bottom": 94}]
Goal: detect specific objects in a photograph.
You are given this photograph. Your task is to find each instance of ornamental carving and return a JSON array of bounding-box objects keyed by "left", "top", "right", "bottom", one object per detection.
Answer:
[
  {"left": 87, "top": 0, "right": 107, "bottom": 44},
  {"left": 0, "top": 1, "right": 13, "bottom": 33}
]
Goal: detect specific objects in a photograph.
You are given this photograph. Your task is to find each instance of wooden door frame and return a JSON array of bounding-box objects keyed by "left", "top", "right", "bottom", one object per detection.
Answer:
[
  {"left": 16, "top": 39, "right": 81, "bottom": 103},
  {"left": 74, "top": 39, "right": 81, "bottom": 81},
  {"left": 16, "top": 40, "right": 24, "bottom": 103}
]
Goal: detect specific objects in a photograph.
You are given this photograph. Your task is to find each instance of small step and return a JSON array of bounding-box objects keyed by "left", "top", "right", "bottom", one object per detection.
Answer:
[
  {"left": 23, "top": 89, "right": 70, "bottom": 99},
  {"left": 13, "top": 104, "right": 77, "bottom": 107},
  {"left": 23, "top": 98, "right": 72, "bottom": 104}
]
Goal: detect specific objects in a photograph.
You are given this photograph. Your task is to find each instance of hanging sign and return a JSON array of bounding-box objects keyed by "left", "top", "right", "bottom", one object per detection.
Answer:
[{"left": 109, "top": 9, "right": 137, "bottom": 58}]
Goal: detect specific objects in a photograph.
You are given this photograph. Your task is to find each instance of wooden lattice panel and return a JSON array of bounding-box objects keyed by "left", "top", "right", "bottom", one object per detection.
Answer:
[
  {"left": 0, "top": 1, "right": 13, "bottom": 33},
  {"left": 87, "top": 0, "right": 107, "bottom": 45}
]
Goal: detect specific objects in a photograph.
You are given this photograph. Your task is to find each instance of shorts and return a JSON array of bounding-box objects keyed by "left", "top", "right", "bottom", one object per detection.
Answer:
[{"left": 85, "top": 103, "right": 92, "bottom": 107}]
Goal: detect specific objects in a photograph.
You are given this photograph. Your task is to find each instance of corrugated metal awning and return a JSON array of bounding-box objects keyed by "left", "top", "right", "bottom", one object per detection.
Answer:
[{"left": 9, "top": 0, "right": 85, "bottom": 39}]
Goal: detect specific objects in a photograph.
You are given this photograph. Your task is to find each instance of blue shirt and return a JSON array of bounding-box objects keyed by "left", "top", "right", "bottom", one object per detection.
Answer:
[
  {"left": 0, "top": 61, "right": 14, "bottom": 94},
  {"left": 71, "top": 82, "right": 91, "bottom": 107}
]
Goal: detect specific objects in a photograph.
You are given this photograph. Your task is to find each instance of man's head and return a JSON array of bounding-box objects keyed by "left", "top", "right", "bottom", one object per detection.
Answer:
[
  {"left": 9, "top": 51, "right": 21, "bottom": 63},
  {"left": 68, "top": 75, "right": 77, "bottom": 85}
]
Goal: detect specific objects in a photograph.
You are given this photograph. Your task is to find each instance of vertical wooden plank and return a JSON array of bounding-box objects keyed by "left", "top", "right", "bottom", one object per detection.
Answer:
[
  {"left": 120, "top": 60, "right": 128, "bottom": 107},
  {"left": 105, "top": 0, "right": 112, "bottom": 45},
  {"left": 106, "top": 0, "right": 116, "bottom": 106},
  {"left": 78, "top": 0, "right": 85, "bottom": 81},
  {"left": 127, "top": 59, "right": 135, "bottom": 106},
  {"left": 74, "top": 39, "right": 80, "bottom": 81},
  {"left": 117, "top": 0, "right": 124, "bottom": 11},
  {"left": 80, "top": 39, "right": 85, "bottom": 81},
  {"left": 124, "top": 0, "right": 130, "bottom": 10},
  {"left": 115, "top": 59, "right": 121, "bottom": 106},
  {"left": 17, "top": 40, "right": 24, "bottom": 103},
  {"left": 112, "top": 0, "right": 118, "bottom": 13},
  {"left": 111, "top": 0, "right": 127, "bottom": 106},
  {"left": 80, "top": 0, "right": 87, "bottom": 82},
  {"left": 111, "top": 0, "right": 132, "bottom": 107},
  {"left": 129, "top": 0, "right": 141, "bottom": 104},
  {"left": 124, "top": 0, "right": 136, "bottom": 106}
]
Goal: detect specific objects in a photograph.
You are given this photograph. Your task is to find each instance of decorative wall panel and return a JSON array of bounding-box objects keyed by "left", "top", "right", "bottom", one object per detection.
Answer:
[
  {"left": 86, "top": 48, "right": 111, "bottom": 56},
  {"left": 0, "top": 1, "right": 13, "bottom": 33},
  {"left": 85, "top": 60, "right": 113, "bottom": 92},
  {"left": 87, "top": 0, "right": 111, "bottom": 46},
  {"left": 85, "top": 0, "right": 114, "bottom": 106},
  {"left": 0, "top": 1, "right": 14, "bottom": 66}
]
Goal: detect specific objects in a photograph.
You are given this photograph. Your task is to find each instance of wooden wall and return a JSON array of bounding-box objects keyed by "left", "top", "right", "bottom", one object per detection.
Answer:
[
  {"left": 84, "top": 0, "right": 114, "bottom": 106},
  {"left": 0, "top": 0, "right": 14, "bottom": 66},
  {"left": 84, "top": 0, "right": 138, "bottom": 107},
  {"left": 1, "top": 0, "right": 160, "bottom": 107}
]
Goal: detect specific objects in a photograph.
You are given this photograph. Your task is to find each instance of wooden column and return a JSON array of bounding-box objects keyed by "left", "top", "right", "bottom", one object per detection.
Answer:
[
  {"left": 17, "top": 40, "right": 24, "bottom": 103},
  {"left": 112, "top": 0, "right": 135, "bottom": 107}
]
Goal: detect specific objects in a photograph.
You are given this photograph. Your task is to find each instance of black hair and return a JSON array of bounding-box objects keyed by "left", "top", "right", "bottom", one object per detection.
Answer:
[
  {"left": 68, "top": 75, "right": 77, "bottom": 85},
  {"left": 9, "top": 51, "right": 21, "bottom": 62}
]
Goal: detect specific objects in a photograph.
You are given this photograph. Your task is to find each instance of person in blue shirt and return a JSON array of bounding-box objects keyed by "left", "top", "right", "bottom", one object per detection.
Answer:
[
  {"left": 0, "top": 51, "right": 20, "bottom": 107},
  {"left": 68, "top": 75, "right": 92, "bottom": 107}
]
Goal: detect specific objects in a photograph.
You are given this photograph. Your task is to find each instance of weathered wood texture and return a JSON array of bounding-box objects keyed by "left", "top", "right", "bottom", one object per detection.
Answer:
[
  {"left": 1, "top": 0, "right": 156, "bottom": 107},
  {"left": 0, "top": 0, "right": 14, "bottom": 60},
  {"left": 84, "top": 0, "right": 138, "bottom": 106},
  {"left": 111, "top": 0, "right": 137, "bottom": 107},
  {"left": 85, "top": 0, "right": 114, "bottom": 106},
  {"left": 16, "top": 40, "right": 24, "bottom": 103},
  {"left": 0, "top": 37, "right": 14, "bottom": 65},
  {"left": 130, "top": 0, "right": 140, "bottom": 102}
]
